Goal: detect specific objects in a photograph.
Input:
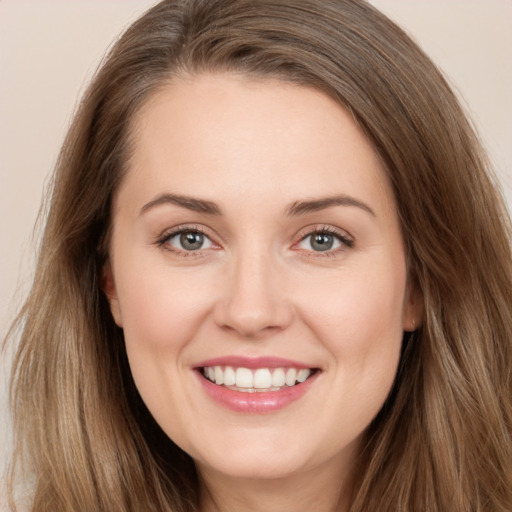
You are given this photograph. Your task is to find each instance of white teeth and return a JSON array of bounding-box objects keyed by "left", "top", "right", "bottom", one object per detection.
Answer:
[
  {"left": 297, "top": 369, "right": 311, "bottom": 383},
  {"left": 203, "top": 365, "right": 314, "bottom": 390},
  {"left": 214, "top": 366, "right": 224, "bottom": 385},
  {"left": 271, "top": 368, "right": 286, "bottom": 387},
  {"left": 253, "top": 368, "right": 272, "bottom": 389},
  {"left": 285, "top": 368, "right": 297, "bottom": 386},
  {"left": 235, "top": 367, "right": 253, "bottom": 388},
  {"left": 223, "top": 366, "right": 236, "bottom": 386}
]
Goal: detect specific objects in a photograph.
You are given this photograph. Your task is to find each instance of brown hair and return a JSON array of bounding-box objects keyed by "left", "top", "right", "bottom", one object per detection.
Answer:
[{"left": 7, "top": 1, "right": 512, "bottom": 510}]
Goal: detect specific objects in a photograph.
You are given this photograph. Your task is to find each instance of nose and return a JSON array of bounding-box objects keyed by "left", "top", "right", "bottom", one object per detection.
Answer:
[{"left": 213, "top": 249, "right": 294, "bottom": 338}]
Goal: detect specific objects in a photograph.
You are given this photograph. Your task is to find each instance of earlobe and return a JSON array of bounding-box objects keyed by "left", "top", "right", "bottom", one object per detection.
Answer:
[
  {"left": 403, "top": 281, "right": 423, "bottom": 332},
  {"left": 101, "top": 260, "right": 123, "bottom": 327}
]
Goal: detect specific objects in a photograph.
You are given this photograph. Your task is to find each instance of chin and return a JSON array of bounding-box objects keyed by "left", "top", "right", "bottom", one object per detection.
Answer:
[
  {"left": 196, "top": 449, "right": 312, "bottom": 481},
  {"left": 187, "top": 425, "right": 358, "bottom": 483}
]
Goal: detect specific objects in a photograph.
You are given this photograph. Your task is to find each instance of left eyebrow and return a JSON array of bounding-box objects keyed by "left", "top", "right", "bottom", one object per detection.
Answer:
[{"left": 286, "top": 195, "right": 376, "bottom": 217}]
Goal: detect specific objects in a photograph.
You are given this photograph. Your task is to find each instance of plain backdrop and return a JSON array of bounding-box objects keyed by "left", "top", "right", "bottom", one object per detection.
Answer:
[{"left": 1, "top": 0, "right": 511, "bottom": 503}]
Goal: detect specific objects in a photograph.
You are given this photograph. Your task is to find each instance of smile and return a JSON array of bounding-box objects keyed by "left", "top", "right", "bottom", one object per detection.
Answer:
[
  {"left": 202, "top": 366, "right": 314, "bottom": 392},
  {"left": 195, "top": 358, "right": 321, "bottom": 413}
]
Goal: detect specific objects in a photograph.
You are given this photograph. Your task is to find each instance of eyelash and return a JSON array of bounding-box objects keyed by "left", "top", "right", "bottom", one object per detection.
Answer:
[
  {"left": 156, "top": 225, "right": 216, "bottom": 258},
  {"left": 155, "top": 224, "right": 354, "bottom": 258},
  {"left": 294, "top": 225, "right": 354, "bottom": 258}
]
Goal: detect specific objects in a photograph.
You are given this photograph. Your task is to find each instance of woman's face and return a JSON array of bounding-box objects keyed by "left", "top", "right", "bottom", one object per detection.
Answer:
[{"left": 105, "top": 74, "right": 418, "bottom": 483}]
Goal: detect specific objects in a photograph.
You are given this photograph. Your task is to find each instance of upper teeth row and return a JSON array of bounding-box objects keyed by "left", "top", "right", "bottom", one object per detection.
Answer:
[{"left": 203, "top": 366, "right": 312, "bottom": 389}]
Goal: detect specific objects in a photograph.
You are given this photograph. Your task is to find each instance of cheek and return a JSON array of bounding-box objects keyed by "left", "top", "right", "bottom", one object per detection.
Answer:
[
  {"left": 116, "top": 258, "right": 213, "bottom": 353},
  {"left": 301, "top": 263, "right": 405, "bottom": 343},
  {"left": 112, "top": 258, "right": 218, "bottom": 426},
  {"left": 113, "top": 258, "right": 216, "bottom": 436},
  {"left": 296, "top": 255, "right": 407, "bottom": 404}
]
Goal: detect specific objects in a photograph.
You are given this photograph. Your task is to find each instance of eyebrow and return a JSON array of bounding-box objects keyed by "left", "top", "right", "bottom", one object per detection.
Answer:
[
  {"left": 140, "top": 192, "right": 375, "bottom": 218},
  {"left": 286, "top": 195, "right": 375, "bottom": 217},
  {"left": 140, "top": 193, "right": 222, "bottom": 216}
]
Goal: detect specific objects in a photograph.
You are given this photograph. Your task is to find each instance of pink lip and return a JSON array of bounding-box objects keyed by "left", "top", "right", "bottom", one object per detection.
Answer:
[
  {"left": 194, "top": 365, "right": 320, "bottom": 414},
  {"left": 194, "top": 355, "right": 313, "bottom": 370}
]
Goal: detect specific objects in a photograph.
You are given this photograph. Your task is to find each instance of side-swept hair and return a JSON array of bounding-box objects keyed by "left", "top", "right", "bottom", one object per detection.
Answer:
[{"left": 7, "top": 1, "right": 512, "bottom": 510}]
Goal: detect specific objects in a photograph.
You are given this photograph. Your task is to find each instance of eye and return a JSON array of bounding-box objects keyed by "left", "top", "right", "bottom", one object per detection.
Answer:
[
  {"left": 163, "top": 229, "right": 214, "bottom": 251},
  {"left": 296, "top": 228, "right": 353, "bottom": 253}
]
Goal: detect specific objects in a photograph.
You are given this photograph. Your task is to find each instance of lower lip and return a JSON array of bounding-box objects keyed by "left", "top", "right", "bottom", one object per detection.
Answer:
[{"left": 196, "top": 371, "right": 319, "bottom": 413}]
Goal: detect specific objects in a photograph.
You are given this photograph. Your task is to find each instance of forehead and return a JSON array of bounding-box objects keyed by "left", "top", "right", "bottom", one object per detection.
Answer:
[{"left": 118, "top": 73, "right": 395, "bottom": 217}]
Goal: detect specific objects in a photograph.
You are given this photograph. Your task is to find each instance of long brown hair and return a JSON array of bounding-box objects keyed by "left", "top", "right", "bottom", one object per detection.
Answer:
[{"left": 7, "top": 1, "right": 512, "bottom": 510}]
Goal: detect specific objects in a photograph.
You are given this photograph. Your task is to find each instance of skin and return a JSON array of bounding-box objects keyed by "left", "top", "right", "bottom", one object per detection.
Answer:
[{"left": 104, "top": 74, "right": 420, "bottom": 512}]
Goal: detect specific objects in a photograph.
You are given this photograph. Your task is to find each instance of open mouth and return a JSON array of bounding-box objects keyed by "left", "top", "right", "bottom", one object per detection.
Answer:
[{"left": 200, "top": 365, "right": 319, "bottom": 393}]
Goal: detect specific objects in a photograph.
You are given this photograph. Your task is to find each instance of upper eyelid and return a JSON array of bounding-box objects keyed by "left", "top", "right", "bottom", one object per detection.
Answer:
[
  {"left": 296, "top": 224, "right": 353, "bottom": 242},
  {"left": 293, "top": 227, "right": 355, "bottom": 257},
  {"left": 155, "top": 225, "right": 219, "bottom": 257},
  {"left": 158, "top": 224, "right": 213, "bottom": 242}
]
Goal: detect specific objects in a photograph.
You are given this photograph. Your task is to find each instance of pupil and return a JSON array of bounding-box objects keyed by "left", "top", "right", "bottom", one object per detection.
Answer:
[
  {"left": 180, "top": 231, "right": 203, "bottom": 250},
  {"left": 312, "top": 233, "right": 333, "bottom": 251}
]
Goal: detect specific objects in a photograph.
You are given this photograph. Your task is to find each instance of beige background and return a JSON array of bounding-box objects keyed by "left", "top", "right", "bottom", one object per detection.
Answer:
[{"left": 1, "top": 0, "right": 511, "bottom": 501}]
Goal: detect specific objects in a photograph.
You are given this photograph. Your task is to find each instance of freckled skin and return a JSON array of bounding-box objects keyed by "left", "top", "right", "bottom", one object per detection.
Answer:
[{"left": 104, "top": 74, "right": 419, "bottom": 510}]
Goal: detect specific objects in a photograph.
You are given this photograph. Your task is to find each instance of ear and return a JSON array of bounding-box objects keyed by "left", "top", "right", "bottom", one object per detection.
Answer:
[
  {"left": 101, "top": 260, "right": 123, "bottom": 327},
  {"left": 402, "top": 280, "right": 423, "bottom": 332}
]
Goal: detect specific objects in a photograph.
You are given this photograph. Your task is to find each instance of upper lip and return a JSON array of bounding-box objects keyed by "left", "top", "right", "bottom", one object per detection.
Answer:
[{"left": 194, "top": 356, "right": 317, "bottom": 370}]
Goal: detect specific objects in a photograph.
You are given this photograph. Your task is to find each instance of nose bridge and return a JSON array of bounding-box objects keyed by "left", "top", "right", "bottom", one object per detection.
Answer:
[{"left": 214, "top": 238, "right": 292, "bottom": 337}]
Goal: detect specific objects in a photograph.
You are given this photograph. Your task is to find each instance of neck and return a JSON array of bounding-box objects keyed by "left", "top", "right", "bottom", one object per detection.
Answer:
[{"left": 198, "top": 457, "right": 355, "bottom": 512}]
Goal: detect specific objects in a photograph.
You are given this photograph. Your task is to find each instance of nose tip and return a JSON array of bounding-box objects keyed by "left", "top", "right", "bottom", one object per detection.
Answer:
[
  {"left": 216, "top": 306, "right": 282, "bottom": 338},
  {"left": 214, "top": 299, "right": 293, "bottom": 339},
  {"left": 213, "top": 257, "right": 293, "bottom": 338}
]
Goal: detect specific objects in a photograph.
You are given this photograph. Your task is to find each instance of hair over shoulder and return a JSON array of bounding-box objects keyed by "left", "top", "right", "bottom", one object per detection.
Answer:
[{"left": 6, "top": 1, "right": 512, "bottom": 511}]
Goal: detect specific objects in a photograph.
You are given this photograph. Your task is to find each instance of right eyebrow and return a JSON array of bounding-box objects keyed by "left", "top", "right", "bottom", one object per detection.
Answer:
[
  {"left": 139, "top": 193, "right": 222, "bottom": 216},
  {"left": 286, "top": 194, "right": 376, "bottom": 217}
]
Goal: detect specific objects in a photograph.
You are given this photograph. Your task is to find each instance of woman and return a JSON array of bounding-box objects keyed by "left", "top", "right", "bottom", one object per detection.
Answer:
[{"left": 6, "top": 0, "right": 512, "bottom": 511}]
